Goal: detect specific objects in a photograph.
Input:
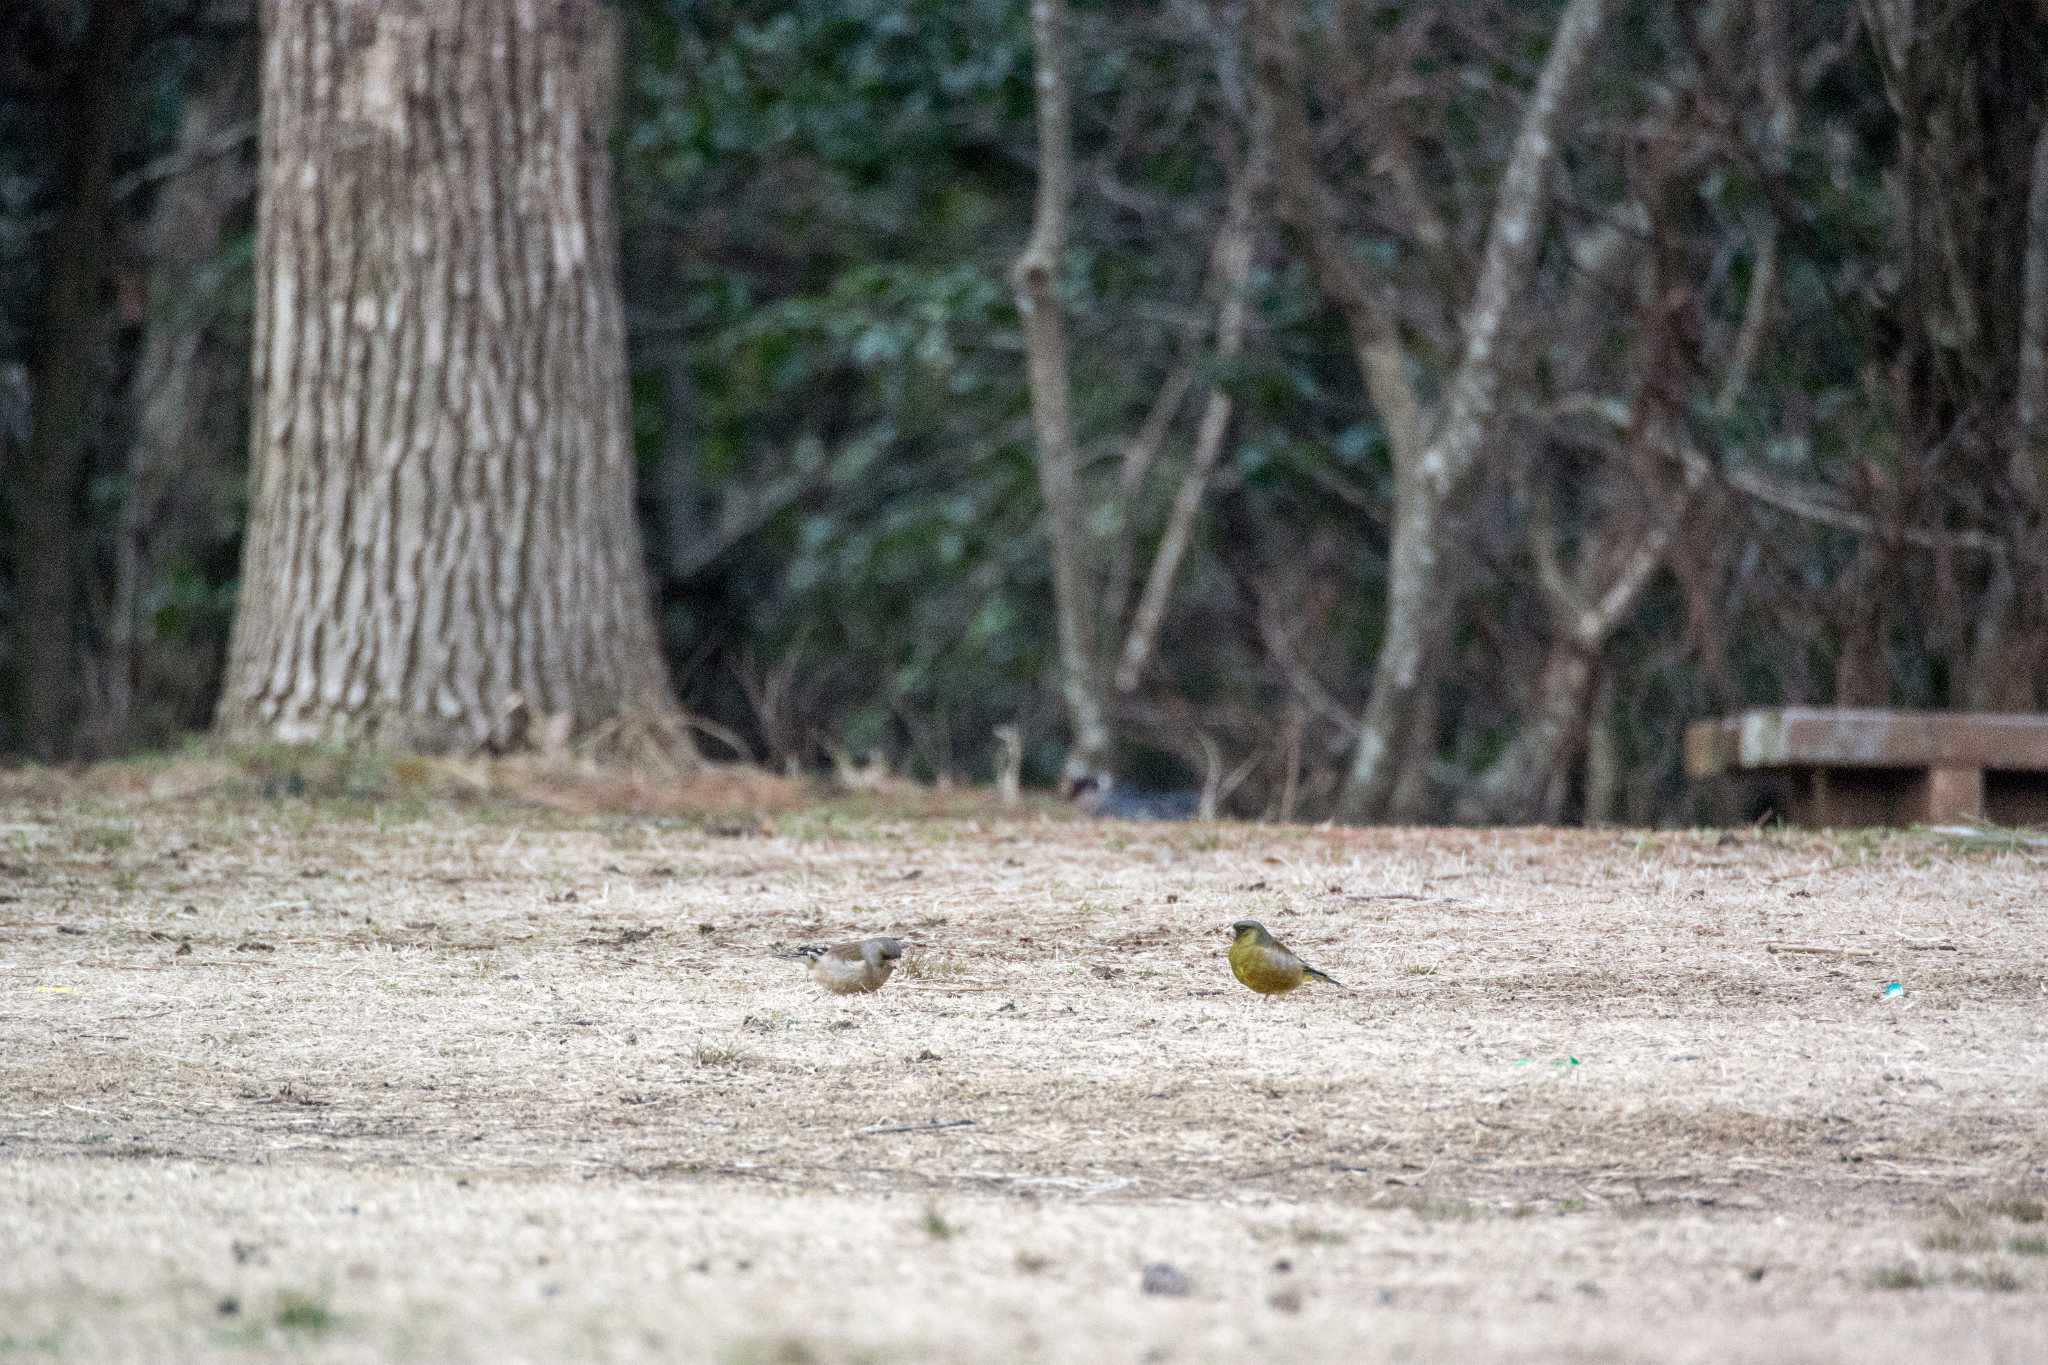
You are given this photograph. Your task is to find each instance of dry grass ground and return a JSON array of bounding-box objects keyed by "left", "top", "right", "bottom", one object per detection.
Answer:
[{"left": 2, "top": 761, "right": 2046, "bottom": 1361}]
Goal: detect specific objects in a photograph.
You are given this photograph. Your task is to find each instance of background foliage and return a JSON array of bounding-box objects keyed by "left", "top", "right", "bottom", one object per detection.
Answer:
[{"left": 2, "top": 0, "right": 2043, "bottom": 822}]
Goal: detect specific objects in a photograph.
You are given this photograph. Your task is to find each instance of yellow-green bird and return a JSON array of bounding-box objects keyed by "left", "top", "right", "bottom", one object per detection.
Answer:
[{"left": 1228, "top": 919, "right": 1345, "bottom": 996}]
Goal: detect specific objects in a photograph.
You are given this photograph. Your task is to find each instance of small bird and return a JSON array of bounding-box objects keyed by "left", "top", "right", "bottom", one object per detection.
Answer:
[
  {"left": 794, "top": 937, "right": 907, "bottom": 995},
  {"left": 1228, "top": 919, "right": 1344, "bottom": 996}
]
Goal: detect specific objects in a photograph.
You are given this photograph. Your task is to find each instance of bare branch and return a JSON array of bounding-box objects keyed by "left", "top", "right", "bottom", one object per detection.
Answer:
[
  {"left": 1549, "top": 398, "right": 2017, "bottom": 559},
  {"left": 112, "top": 117, "right": 255, "bottom": 203},
  {"left": 1421, "top": 0, "right": 1611, "bottom": 499},
  {"left": 1525, "top": 460, "right": 1687, "bottom": 653},
  {"left": 1584, "top": 514, "right": 1677, "bottom": 638},
  {"left": 1196, "top": 732, "right": 1263, "bottom": 820},
  {"left": 1249, "top": 0, "right": 1425, "bottom": 469},
  {"left": 1328, "top": 0, "right": 1454, "bottom": 262},
  {"left": 661, "top": 465, "right": 818, "bottom": 582},
  {"left": 1716, "top": 230, "right": 1778, "bottom": 414},
  {"left": 1113, "top": 155, "right": 1263, "bottom": 694},
  {"left": 1550, "top": 206, "right": 1648, "bottom": 398},
  {"left": 1720, "top": 462, "right": 2011, "bottom": 558},
  {"left": 1525, "top": 476, "right": 1594, "bottom": 632},
  {"left": 1255, "top": 606, "right": 1363, "bottom": 739},
  {"left": 1118, "top": 358, "right": 1199, "bottom": 506},
  {"left": 1711, "top": 0, "right": 1795, "bottom": 416},
  {"left": 1098, "top": 347, "right": 1199, "bottom": 641},
  {"left": 1100, "top": 187, "right": 1260, "bottom": 634},
  {"left": 1798, "top": 3, "right": 1862, "bottom": 91},
  {"left": 1337, "top": 0, "right": 1613, "bottom": 819}
]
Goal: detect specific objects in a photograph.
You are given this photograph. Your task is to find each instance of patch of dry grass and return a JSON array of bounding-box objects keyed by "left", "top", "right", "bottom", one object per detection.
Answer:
[
  {"left": 898, "top": 950, "right": 973, "bottom": 982},
  {"left": 2, "top": 775, "right": 2047, "bottom": 1361}
]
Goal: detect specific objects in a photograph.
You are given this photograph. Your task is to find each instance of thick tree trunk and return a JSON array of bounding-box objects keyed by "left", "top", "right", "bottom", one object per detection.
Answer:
[
  {"left": 11, "top": 0, "right": 144, "bottom": 761},
  {"left": 219, "top": 0, "right": 688, "bottom": 756}
]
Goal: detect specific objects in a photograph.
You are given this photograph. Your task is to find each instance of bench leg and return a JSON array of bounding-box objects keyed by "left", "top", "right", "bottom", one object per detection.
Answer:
[{"left": 1923, "top": 766, "right": 1985, "bottom": 822}]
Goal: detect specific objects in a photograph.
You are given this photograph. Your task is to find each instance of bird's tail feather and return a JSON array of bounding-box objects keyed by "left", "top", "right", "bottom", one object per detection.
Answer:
[{"left": 1303, "top": 965, "right": 1345, "bottom": 988}]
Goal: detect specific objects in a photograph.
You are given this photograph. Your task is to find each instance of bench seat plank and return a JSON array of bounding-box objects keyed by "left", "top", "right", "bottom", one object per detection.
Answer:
[
  {"left": 1684, "top": 708, "right": 2048, "bottom": 827},
  {"left": 1685, "top": 708, "right": 2048, "bottom": 776}
]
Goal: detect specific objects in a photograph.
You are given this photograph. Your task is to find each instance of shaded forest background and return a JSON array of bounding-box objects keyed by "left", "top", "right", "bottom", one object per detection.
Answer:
[{"left": 2, "top": 0, "right": 2046, "bottom": 824}]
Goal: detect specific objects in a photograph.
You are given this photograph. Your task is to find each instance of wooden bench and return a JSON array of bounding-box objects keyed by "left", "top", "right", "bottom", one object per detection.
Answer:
[{"left": 1684, "top": 708, "right": 2048, "bottom": 827}]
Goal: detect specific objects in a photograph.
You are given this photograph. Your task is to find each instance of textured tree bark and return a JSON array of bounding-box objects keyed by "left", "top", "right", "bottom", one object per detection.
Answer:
[
  {"left": 219, "top": 0, "right": 688, "bottom": 756},
  {"left": 11, "top": 0, "right": 144, "bottom": 761}
]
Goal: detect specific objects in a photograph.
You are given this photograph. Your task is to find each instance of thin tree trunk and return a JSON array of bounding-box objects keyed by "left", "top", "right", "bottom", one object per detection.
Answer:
[
  {"left": 1717, "top": 0, "right": 1794, "bottom": 415},
  {"left": 1460, "top": 644, "right": 1596, "bottom": 823},
  {"left": 1992, "top": 112, "right": 2048, "bottom": 710},
  {"left": 95, "top": 21, "right": 258, "bottom": 752},
  {"left": 1113, "top": 161, "right": 1261, "bottom": 695},
  {"left": 1343, "top": 491, "right": 1452, "bottom": 818},
  {"left": 1250, "top": 0, "right": 1425, "bottom": 477},
  {"left": 1387, "top": 671, "right": 1440, "bottom": 822},
  {"left": 1014, "top": 0, "right": 1111, "bottom": 777},
  {"left": 219, "top": 0, "right": 688, "bottom": 757},
  {"left": 1343, "top": 0, "right": 1610, "bottom": 821},
  {"left": 1583, "top": 667, "right": 1621, "bottom": 825},
  {"left": 2019, "top": 114, "right": 2048, "bottom": 500},
  {"left": 1473, "top": 451, "right": 1694, "bottom": 823},
  {"left": 1245, "top": 0, "right": 1610, "bottom": 820},
  {"left": 1463, "top": 0, "right": 1765, "bottom": 825},
  {"left": 1250, "top": 0, "right": 1441, "bottom": 817},
  {"left": 11, "top": 0, "right": 145, "bottom": 761}
]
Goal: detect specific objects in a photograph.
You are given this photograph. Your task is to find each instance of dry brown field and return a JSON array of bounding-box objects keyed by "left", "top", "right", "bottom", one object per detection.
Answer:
[{"left": 2, "top": 761, "right": 2044, "bottom": 1361}]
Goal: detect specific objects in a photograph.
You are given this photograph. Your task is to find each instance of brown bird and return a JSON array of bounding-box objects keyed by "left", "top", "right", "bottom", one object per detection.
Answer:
[
  {"left": 794, "top": 937, "right": 907, "bottom": 994},
  {"left": 1228, "top": 919, "right": 1344, "bottom": 996}
]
